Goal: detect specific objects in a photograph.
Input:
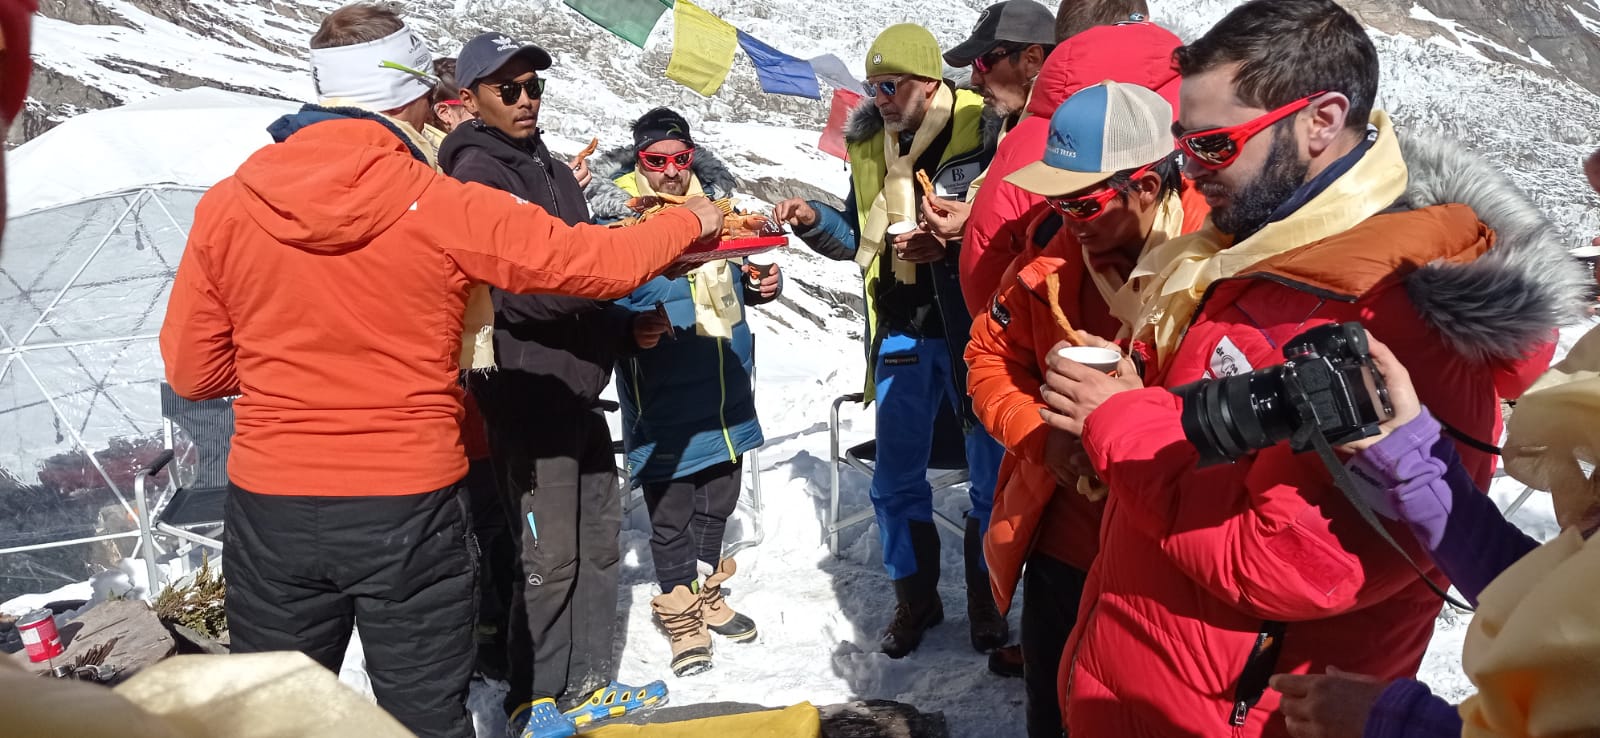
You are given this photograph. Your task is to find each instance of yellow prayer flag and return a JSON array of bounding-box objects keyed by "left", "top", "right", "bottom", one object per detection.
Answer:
[{"left": 664, "top": 0, "right": 737, "bottom": 96}]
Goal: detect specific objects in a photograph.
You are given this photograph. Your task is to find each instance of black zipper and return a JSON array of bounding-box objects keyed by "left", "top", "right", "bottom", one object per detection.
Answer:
[{"left": 1229, "top": 620, "right": 1285, "bottom": 727}]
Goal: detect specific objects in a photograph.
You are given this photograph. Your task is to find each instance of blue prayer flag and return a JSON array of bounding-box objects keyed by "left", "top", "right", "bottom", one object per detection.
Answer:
[{"left": 736, "top": 31, "right": 821, "bottom": 99}]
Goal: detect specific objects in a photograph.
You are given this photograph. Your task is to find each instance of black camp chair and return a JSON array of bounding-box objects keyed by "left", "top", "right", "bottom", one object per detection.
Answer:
[
  {"left": 825, "top": 393, "right": 968, "bottom": 556},
  {"left": 134, "top": 383, "right": 234, "bottom": 595}
]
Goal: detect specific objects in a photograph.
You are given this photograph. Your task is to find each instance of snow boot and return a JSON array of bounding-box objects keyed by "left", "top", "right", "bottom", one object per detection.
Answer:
[
  {"left": 880, "top": 520, "right": 944, "bottom": 659},
  {"left": 699, "top": 558, "right": 758, "bottom": 642},
  {"left": 965, "top": 514, "right": 1010, "bottom": 652},
  {"left": 507, "top": 698, "right": 577, "bottom": 738},
  {"left": 987, "top": 644, "right": 1024, "bottom": 678},
  {"left": 652, "top": 585, "right": 713, "bottom": 677},
  {"left": 563, "top": 680, "right": 669, "bottom": 728}
]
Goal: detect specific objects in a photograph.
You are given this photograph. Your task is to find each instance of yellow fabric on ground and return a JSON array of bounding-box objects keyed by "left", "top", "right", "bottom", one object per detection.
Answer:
[{"left": 588, "top": 702, "right": 821, "bottom": 738}]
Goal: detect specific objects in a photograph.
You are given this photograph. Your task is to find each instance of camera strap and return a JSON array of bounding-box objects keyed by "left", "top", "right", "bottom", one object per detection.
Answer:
[
  {"left": 1439, "top": 420, "right": 1501, "bottom": 457},
  {"left": 1304, "top": 429, "right": 1474, "bottom": 612}
]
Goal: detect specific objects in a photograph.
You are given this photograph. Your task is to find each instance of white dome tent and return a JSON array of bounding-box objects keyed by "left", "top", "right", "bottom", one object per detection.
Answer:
[{"left": 0, "top": 88, "right": 297, "bottom": 602}]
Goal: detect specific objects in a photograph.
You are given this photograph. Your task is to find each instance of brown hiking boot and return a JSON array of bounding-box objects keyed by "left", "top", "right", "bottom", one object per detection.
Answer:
[
  {"left": 651, "top": 585, "right": 712, "bottom": 677},
  {"left": 880, "top": 574, "right": 944, "bottom": 658},
  {"left": 700, "top": 559, "right": 758, "bottom": 643}
]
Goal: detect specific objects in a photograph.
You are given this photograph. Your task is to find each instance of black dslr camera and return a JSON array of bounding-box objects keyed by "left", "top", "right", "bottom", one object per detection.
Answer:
[{"left": 1171, "top": 322, "right": 1393, "bottom": 467}]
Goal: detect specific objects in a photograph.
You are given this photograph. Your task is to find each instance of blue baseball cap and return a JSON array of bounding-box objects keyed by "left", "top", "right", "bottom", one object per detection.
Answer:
[{"left": 1006, "top": 80, "right": 1174, "bottom": 197}]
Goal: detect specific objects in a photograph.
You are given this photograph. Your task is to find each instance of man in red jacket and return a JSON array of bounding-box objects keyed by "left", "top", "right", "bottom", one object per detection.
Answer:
[
  {"left": 932, "top": 3, "right": 1172, "bottom": 319},
  {"left": 159, "top": 5, "right": 720, "bottom": 737},
  {"left": 1034, "top": 1, "right": 1583, "bottom": 736},
  {"left": 966, "top": 81, "right": 1209, "bottom": 738}
]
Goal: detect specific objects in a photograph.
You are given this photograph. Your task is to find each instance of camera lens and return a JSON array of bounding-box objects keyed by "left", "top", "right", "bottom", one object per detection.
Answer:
[{"left": 1175, "top": 369, "right": 1299, "bottom": 466}]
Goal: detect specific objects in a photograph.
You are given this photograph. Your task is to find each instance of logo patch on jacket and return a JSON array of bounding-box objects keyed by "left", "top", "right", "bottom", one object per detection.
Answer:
[
  {"left": 990, "top": 296, "right": 1011, "bottom": 328},
  {"left": 1208, "top": 337, "right": 1252, "bottom": 379},
  {"left": 882, "top": 352, "right": 920, "bottom": 367},
  {"left": 933, "top": 164, "right": 981, "bottom": 199}
]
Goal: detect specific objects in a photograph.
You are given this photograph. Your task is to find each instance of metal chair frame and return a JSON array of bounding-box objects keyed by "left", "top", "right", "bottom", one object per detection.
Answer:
[
  {"left": 616, "top": 366, "right": 765, "bottom": 560},
  {"left": 134, "top": 388, "right": 231, "bottom": 597},
  {"left": 825, "top": 393, "right": 966, "bottom": 557}
]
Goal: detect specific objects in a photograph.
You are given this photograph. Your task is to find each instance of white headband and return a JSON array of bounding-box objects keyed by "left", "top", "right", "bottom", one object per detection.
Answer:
[{"left": 309, "top": 25, "right": 435, "bottom": 112}]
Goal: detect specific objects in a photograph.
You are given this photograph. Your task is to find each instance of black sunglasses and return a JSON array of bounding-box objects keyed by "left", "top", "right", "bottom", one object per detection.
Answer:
[{"left": 481, "top": 77, "right": 546, "bottom": 105}]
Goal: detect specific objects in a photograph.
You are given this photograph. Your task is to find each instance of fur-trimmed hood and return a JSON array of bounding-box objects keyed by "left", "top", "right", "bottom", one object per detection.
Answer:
[
  {"left": 1397, "top": 130, "right": 1590, "bottom": 363},
  {"left": 843, "top": 82, "right": 1004, "bottom": 149},
  {"left": 583, "top": 143, "right": 737, "bottom": 221}
]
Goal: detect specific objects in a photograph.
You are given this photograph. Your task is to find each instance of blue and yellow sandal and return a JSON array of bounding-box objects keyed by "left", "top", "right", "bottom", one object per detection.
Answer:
[
  {"left": 507, "top": 698, "right": 577, "bottom": 738},
  {"left": 563, "top": 680, "right": 670, "bottom": 728}
]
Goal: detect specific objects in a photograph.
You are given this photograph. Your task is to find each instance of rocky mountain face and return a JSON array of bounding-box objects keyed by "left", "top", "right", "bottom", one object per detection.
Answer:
[
  {"left": 17, "top": 0, "right": 1600, "bottom": 238},
  {"left": 1354, "top": 0, "right": 1600, "bottom": 93}
]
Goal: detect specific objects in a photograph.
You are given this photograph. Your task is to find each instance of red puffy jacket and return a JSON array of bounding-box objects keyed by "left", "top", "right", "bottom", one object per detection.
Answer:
[
  {"left": 1061, "top": 180, "right": 1564, "bottom": 737},
  {"left": 966, "top": 187, "right": 1210, "bottom": 611},
  {"left": 958, "top": 21, "right": 1182, "bottom": 317}
]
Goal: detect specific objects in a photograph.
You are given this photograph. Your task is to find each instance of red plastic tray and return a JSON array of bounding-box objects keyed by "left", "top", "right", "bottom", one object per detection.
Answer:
[{"left": 674, "top": 235, "right": 789, "bottom": 265}]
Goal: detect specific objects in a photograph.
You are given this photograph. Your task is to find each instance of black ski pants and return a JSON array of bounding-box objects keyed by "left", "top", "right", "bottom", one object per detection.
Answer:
[
  {"left": 224, "top": 481, "right": 477, "bottom": 738},
  {"left": 1022, "top": 552, "right": 1088, "bottom": 738},
  {"left": 641, "top": 458, "right": 743, "bottom": 591},
  {"left": 490, "top": 407, "right": 622, "bottom": 712}
]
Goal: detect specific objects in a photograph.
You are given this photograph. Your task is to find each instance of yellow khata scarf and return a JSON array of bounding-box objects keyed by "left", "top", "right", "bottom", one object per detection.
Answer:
[
  {"left": 1117, "top": 111, "right": 1408, "bottom": 370},
  {"left": 1459, "top": 527, "right": 1600, "bottom": 738},
  {"left": 634, "top": 170, "right": 737, "bottom": 338},
  {"left": 320, "top": 96, "right": 497, "bottom": 372},
  {"left": 858, "top": 83, "right": 956, "bottom": 285},
  {"left": 1085, "top": 189, "right": 1188, "bottom": 332},
  {"left": 1460, "top": 324, "right": 1600, "bottom": 737}
]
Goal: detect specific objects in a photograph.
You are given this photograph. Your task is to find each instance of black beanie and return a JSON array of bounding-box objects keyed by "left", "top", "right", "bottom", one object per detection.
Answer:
[{"left": 632, "top": 107, "right": 694, "bottom": 150}]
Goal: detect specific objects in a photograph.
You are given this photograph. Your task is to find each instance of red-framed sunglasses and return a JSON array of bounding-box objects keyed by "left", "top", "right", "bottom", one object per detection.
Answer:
[
  {"left": 1047, "top": 161, "right": 1160, "bottom": 221},
  {"left": 639, "top": 149, "right": 695, "bottom": 172},
  {"left": 1176, "top": 91, "right": 1327, "bottom": 170},
  {"left": 972, "top": 44, "right": 1022, "bottom": 74}
]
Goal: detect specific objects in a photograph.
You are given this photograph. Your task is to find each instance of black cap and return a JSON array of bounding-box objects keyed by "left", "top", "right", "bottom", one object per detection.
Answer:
[
  {"left": 454, "top": 32, "right": 552, "bottom": 90},
  {"left": 632, "top": 108, "right": 694, "bottom": 150},
  {"left": 944, "top": 1, "right": 1057, "bottom": 67}
]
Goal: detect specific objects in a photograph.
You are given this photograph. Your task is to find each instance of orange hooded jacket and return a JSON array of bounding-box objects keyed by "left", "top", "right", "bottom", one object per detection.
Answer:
[
  {"left": 966, "top": 187, "right": 1210, "bottom": 612},
  {"left": 160, "top": 117, "right": 701, "bottom": 496}
]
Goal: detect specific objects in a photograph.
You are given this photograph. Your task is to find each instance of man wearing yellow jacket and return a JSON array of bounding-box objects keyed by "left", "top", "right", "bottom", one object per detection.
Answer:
[{"left": 775, "top": 24, "right": 998, "bottom": 659}]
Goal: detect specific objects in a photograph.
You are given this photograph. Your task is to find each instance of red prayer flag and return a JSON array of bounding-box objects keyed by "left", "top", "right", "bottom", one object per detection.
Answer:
[{"left": 818, "top": 89, "right": 862, "bottom": 161}]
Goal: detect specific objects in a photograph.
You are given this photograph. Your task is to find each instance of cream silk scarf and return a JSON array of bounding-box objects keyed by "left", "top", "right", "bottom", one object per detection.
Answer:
[
  {"left": 1117, "top": 112, "right": 1407, "bottom": 369},
  {"left": 857, "top": 83, "right": 955, "bottom": 285}
]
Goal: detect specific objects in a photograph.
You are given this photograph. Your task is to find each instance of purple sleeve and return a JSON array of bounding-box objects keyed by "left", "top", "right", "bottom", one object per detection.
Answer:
[
  {"left": 1363, "top": 679, "right": 1461, "bottom": 738},
  {"left": 1349, "top": 408, "right": 1539, "bottom": 605}
]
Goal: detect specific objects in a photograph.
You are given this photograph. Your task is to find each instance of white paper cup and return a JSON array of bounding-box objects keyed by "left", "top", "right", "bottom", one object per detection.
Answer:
[
  {"left": 886, "top": 221, "right": 918, "bottom": 238},
  {"left": 1056, "top": 345, "right": 1122, "bottom": 374}
]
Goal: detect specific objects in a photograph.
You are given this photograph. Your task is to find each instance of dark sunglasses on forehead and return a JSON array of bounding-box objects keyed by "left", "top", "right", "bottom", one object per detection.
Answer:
[
  {"left": 481, "top": 77, "right": 546, "bottom": 106},
  {"left": 1175, "top": 91, "right": 1327, "bottom": 170},
  {"left": 1047, "top": 160, "right": 1161, "bottom": 221},
  {"left": 972, "top": 44, "right": 1022, "bottom": 74},
  {"left": 639, "top": 148, "right": 695, "bottom": 172}
]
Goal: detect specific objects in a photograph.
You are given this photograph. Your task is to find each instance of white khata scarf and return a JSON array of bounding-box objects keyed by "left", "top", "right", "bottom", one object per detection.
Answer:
[
  {"left": 857, "top": 83, "right": 955, "bottom": 286},
  {"left": 634, "top": 170, "right": 740, "bottom": 339}
]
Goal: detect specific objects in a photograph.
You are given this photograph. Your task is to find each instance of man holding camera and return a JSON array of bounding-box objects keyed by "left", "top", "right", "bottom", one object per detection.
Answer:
[{"left": 1034, "top": 1, "right": 1582, "bottom": 736}]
